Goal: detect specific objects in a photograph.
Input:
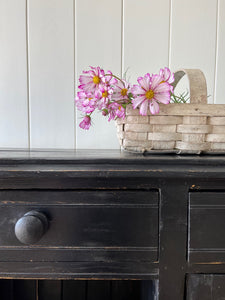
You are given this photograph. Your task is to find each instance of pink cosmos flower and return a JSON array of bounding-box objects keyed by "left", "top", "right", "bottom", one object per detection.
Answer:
[
  {"left": 95, "top": 85, "right": 113, "bottom": 110},
  {"left": 75, "top": 91, "right": 96, "bottom": 114},
  {"left": 115, "top": 104, "right": 126, "bottom": 119},
  {"left": 107, "top": 103, "right": 126, "bottom": 121},
  {"left": 79, "top": 115, "right": 91, "bottom": 130},
  {"left": 79, "top": 66, "right": 105, "bottom": 92},
  {"left": 159, "top": 67, "right": 175, "bottom": 92},
  {"left": 113, "top": 80, "right": 131, "bottom": 101},
  {"left": 107, "top": 103, "right": 117, "bottom": 121},
  {"left": 131, "top": 73, "right": 171, "bottom": 115}
]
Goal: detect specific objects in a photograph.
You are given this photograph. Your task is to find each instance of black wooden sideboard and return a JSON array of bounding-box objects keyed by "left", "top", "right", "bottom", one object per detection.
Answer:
[{"left": 0, "top": 149, "right": 225, "bottom": 300}]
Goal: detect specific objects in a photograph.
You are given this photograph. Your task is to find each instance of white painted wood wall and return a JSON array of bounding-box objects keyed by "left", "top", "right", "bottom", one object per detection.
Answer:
[{"left": 1, "top": 0, "right": 225, "bottom": 149}]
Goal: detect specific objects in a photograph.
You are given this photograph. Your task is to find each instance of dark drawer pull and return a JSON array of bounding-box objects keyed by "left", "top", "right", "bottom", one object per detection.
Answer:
[{"left": 15, "top": 211, "right": 48, "bottom": 245}]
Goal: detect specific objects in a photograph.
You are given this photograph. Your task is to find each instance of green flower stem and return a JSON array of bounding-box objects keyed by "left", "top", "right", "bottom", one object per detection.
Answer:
[
  {"left": 170, "top": 92, "right": 190, "bottom": 103},
  {"left": 113, "top": 99, "right": 131, "bottom": 104},
  {"left": 105, "top": 74, "right": 125, "bottom": 86}
]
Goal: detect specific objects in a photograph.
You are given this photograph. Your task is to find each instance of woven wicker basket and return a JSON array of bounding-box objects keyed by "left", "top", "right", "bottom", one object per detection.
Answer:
[{"left": 116, "top": 69, "right": 225, "bottom": 154}]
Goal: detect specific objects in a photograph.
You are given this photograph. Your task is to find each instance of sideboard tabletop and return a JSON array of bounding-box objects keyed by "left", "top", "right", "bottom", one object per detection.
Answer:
[{"left": 0, "top": 148, "right": 225, "bottom": 164}]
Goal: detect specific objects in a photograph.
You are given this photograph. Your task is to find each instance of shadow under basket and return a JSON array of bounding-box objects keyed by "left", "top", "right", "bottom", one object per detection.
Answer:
[{"left": 116, "top": 69, "right": 225, "bottom": 154}]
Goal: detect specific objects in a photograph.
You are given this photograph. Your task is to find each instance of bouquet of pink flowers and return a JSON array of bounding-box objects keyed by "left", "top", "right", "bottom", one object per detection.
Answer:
[{"left": 75, "top": 66, "right": 175, "bottom": 130}]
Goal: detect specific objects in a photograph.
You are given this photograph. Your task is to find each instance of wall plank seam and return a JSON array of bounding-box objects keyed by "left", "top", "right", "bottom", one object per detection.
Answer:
[
  {"left": 213, "top": 0, "right": 220, "bottom": 105},
  {"left": 73, "top": 0, "right": 76, "bottom": 149},
  {"left": 25, "top": 0, "right": 31, "bottom": 149},
  {"left": 168, "top": 0, "right": 172, "bottom": 68},
  {"left": 121, "top": 0, "right": 124, "bottom": 78}
]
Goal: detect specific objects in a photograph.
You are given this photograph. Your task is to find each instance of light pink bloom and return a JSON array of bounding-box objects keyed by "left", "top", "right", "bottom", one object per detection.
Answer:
[
  {"left": 95, "top": 85, "right": 113, "bottom": 110},
  {"left": 107, "top": 103, "right": 126, "bottom": 121},
  {"left": 107, "top": 103, "right": 117, "bottom": 121},
  {"left": 115, "top": 104, "right": 126, "bottom": 119},
  {"left": 75, "top": 91, "right": 96, "bottom": 114},
  {"left": 131, "top": 73, "right": 171, "bottom": 115},
  {"left": 79, "top": 115, "right": 91, "bottom": 130},
  {"left": 79, "top": 66, "right": 105, "bottom": 92},
  {"left": 113, "top": 80, "right": 131, "bottom": 101},
  {"left": 159, "top": 67, "right": 174, "bottom": 92}
]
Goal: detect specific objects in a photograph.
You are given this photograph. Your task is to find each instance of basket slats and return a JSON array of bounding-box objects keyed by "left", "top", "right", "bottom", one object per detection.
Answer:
[{"left": 116, "top": 69, "right": 225, "bottom": 153}]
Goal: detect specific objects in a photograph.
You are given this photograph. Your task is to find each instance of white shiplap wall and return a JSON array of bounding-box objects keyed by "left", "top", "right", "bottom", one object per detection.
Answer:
[
  {"left": 0, "top": 0, "right": 224, "bottom": 149},
  {"left": 0, "top": 0, "right": 29, "bottom": 148}
]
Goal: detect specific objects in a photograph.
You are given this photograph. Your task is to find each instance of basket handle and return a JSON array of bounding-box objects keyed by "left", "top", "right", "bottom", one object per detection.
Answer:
[{"left": 172, "top": 69, "right": 207, "bottom": 104}]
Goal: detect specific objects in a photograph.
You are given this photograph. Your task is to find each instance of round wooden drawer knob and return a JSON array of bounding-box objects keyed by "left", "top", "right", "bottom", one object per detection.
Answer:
[{"left": 15, "top": 211, "right": 48, "bottom": 245}]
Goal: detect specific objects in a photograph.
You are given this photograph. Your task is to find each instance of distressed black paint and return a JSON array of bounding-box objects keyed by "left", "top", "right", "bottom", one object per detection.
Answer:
[{"left": 0, "top": 150, "right": 224, "bottom": 300}]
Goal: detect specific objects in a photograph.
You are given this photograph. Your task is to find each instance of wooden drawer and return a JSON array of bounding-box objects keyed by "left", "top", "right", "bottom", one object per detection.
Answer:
[
  {"left": 0, "top": 190, "right": 159, "bottom": 262},
  {"left": 189, "top": 192, "right": 225, "bottom": 262},
  {"left": 186, "top": 274, "right": 225, "bottom": 300}
]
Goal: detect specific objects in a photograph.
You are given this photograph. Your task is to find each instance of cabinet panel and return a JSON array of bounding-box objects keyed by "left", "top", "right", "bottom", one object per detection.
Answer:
[
  {"left": 189, "top": 192, "right": 225, "bottom": 262},
  {"left": 186, "top": 274, "right": 225, "bottom": 300}
]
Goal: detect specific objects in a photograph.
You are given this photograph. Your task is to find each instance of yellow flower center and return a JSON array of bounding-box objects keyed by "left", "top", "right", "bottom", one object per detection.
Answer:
[
  {"left": 88, "top": 98, "right": 92, "bottom": 101},
  {"left": 93, "top": 76, "right": 100, "bottom": 84},
  {"left": 145, "top": 90, "right": 154, "bottom": 99},
  {"left": 118, "top": 106, "right": 122, "bottom": 111},
  {"left": 121, "top": 88, "right": 128, "bottom": 97},
  {"left": 102, "top": 91, "right": 108, "bottom": 98},
  {"left": 160, "top": 80, "right": 165, "bottom": 84}
]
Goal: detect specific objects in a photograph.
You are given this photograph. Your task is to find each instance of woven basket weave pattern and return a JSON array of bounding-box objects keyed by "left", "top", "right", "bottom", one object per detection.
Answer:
[{"left": 116, "top": 69, "right": 225, "bottom": 154}]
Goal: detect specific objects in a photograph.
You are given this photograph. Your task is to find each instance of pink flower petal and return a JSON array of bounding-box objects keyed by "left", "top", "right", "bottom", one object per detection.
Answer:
[
  {"left": 131, "top": 85, "right": 145, "bottom": 95},
  {"left": 149, "top": 100, "right": 159, "bottom": 114},
  {"left": 151, "top": 74, "right": 163, "bottom": 90},
  {"left": 83, "top": 82, "right": 96, "bottom": 92},
  {"left": 79, "top": 75, "right": 93, "bottom": 85},
  {"left": 163, "top": 67, "right": 171, "bottom": 81},
  {"left": 132, "top": 95, "right": 146, "bottom": 109},
  {"left": 154, "top": 82, "right": 171, "bottom": 93},
  {"left": 77, "top": 91, "right": 86, "bottom": 98},
  {"left": 137, "top": 76, "right": 150, "bottom": 91},
  {"left": 144, "top": 73, "right": 151, "bottom": 85},
  {"left": 139, "top": 100, "right": 149, "bottom": 116},
  {"left": 154, "top": 91, "right": 171, "bottom": 104}
]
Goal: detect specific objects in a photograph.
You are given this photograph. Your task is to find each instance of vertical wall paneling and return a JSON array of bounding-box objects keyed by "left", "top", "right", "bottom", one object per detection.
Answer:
[
  {"left": 123, "top": 0, "right": 171, "bottom": 83},
  {"left": 215, "top": 0, "right": 225, "bottom": 104},
  {"left": 28, "top": 0, "right": 75, "bottom": 149},
  {"left": 0, "top": 0, "right": 29, "bottom": 147},
  {"left": 170, "top": 0, "right": 217, "bottom": 104},
  {"left": 75, "top": 0, "right": 122, "bottom": 149},
  {"left": 1, "top": 0, "right": 225, "bottom": 150}
]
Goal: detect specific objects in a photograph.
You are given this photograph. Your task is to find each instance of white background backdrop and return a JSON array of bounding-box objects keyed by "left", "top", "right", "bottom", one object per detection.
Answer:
[{"left": 1, "top": 0, "right": 225, "bottom": 149}]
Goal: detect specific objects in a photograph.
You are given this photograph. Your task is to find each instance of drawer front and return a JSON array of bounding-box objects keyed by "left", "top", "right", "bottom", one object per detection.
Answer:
[
  {"left": 189, "top": 192, "right": 225, "bottom": 262},
  {"left": 186, "top": 274, "right": 225, "bottom": 300},
  {"left": 0, "top": 190, "right": 159, "bottom": 262}
]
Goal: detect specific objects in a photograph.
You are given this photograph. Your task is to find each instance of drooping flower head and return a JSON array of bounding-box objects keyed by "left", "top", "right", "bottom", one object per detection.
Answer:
[
  {"left": 107, "top": 102, "right": 126, "bottom": 121},
  {"left": 79, "top": 115, "right": 91, "bottom": 130},
  {"left": 131, "top": 73, "right": 171, "bottom": 115},
  {"left": 113, "top": 80, "right": 131, "bottom": 101},
  {"left": 115, "top": 104, "right": 126, "bottom": 119},
  {"left": 75, "top": 91, "right": 96, "bottom": 114},
  {"left": 79, "top": 66, "right": 105, "bottom": 92}
]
